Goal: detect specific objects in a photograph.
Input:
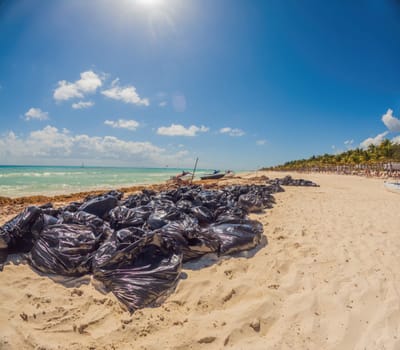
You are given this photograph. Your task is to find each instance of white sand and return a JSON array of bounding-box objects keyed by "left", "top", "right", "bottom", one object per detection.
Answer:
[{"left": 1, "top": 172, "right": 400, "bottom": 349}]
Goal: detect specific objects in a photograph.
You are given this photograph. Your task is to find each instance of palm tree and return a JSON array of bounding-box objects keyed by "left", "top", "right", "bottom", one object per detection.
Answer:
[{"left": 263, "top": 139, "right": 400, "bottom": 172}]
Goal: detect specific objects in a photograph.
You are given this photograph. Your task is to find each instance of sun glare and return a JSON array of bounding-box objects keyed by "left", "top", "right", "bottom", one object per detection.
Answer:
[{"left": 137, "top": 0, "right": 163, "bottom": 7}]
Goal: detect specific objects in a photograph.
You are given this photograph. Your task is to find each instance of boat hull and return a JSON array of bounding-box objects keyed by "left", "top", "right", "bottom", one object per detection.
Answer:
[{"left": 200, "top": 173, "right": 225, "bottom": 180}]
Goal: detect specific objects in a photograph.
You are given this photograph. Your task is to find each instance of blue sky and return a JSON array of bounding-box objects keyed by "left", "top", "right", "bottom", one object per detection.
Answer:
[{"left": 1, "top": 0, "right": 400, "bottom": 169}]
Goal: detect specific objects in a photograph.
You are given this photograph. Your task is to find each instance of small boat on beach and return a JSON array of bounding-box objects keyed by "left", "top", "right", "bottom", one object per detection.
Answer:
[
  {"left": 384, "top": 181, "right": 400, "bottom": 194},
  {"left": 200, "top": 170, "right": 226, "bottom": 180}
]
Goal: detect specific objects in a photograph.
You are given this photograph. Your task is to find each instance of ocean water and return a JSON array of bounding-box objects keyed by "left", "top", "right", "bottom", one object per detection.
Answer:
[{"left": 0, "top": 166, "right": 210, "bottom": 198}]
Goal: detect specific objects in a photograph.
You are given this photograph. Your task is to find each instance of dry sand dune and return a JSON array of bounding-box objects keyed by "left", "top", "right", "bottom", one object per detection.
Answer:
[{"left": 1, "top": 172, "right": 400, "bottom": 349}]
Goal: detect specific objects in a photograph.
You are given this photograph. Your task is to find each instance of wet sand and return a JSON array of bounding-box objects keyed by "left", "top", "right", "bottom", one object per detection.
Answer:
[{"left": 0, "top": 171, "right": 399, "bottom": 350}]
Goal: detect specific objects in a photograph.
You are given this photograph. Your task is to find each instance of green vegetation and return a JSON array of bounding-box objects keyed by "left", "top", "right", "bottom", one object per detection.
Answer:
[{"left": 264, "top": 140, "right": 400, "bottom": 171}]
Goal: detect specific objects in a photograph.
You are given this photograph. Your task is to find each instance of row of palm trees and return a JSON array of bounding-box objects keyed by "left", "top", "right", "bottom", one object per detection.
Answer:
[{"left": 263, "top": 140, "right": 400, "bottom": 171}]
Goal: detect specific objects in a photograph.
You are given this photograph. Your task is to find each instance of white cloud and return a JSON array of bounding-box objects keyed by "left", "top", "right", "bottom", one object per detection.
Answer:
[
  {"left": 0, "top": 126, "right": 188, "bottom": 166},
  {"left": 157, "top": 124, "right": 209, "bottom": 137},
  {"left": 72, "top": 101, "right": 94, "bottom": 109},
  {"left": 159, "top": 101, "right": 167, "bottom": 107},
  {"left": 344, "top": 139, "right": 354, "bottom": 149},
  {"left": 392, "top": 136, "right": 400, "bottom": 144},
  {"left": 24, "top": 108, "right": 49, "bottom": 121},
  {"left": 104, "top": 119, "right": 140, "bottom": 131},
  {"left": 382, "top": 108, "right": 400, "bottom": 133},
  {"left": 101, "top": 79, "right": 149, "bottom": 106},
  {"left": 219, "top": 127, "right": 245, "bottom": 137},
  {"left": 53, "top": 71, "right": 103, "bottom": 102},
  {"left": 256, "top": 139, "right": 267, "bottom": 146},
  {"left": 360, "top": 131, "right": 388, "bottom": 149}
]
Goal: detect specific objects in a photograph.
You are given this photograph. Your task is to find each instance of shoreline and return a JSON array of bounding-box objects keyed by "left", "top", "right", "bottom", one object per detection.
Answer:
[
  {"left": 0, "top": 169, "right": 388, "bottom": 211},
  {"left": 0, "top": 166, "right": 226, "bottom": 200}
]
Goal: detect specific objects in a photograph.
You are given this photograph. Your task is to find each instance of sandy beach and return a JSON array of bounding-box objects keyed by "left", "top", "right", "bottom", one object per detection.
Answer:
[{"left": 0, "top": 172, "right": 399, "bottom": 350}]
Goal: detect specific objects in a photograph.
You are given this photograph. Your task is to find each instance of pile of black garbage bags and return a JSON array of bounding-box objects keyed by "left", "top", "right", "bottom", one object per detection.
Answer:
[
  {"left": 0, "top": 178, "right": 317, "bottom": 312},
  {"left": 269, "top": 175, "right": 319, "bottom": 187}
]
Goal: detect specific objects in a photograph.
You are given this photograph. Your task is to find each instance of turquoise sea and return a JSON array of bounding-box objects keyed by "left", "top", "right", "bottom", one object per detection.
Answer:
[{"left": 0, "top": 166, "right": 211, "bottom": 198}]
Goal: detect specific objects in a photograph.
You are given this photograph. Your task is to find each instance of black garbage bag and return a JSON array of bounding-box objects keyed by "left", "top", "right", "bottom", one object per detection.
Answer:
[
  {"left": 204, "top": 219, "right": 263, "bottom": 255},
  {"left": 142, "top": 189, "right": 157, "bottom": 197},
  {"left": 265, "top": 182, "right": 284, "bottom": 193},
  {"left": 147, "top": 206, "right": 182, "bottom": 230},
  {"left": 93, "top": 232, "right": 182, "bottom": 312},
  {"left": 190, "top": 206, "right": 214, "bottom": 224},
  {"left": 78, "top": 194, "right": 119, "bottom": 219},
  {"left": 31, "top": 214, "right": 59, "bottom": 240},
  {"left": 61, "top": 201, "right": 83, "bottom": 213},
  {"left": 84, "top": 190, "right": 123, "bottom": 201},
  {"left": 277, "top": 175, "right": 294, "bottom": 186},
  {"left": 122, "top": 189, "right": 155, "bottom": 208},
  {"left": 105, "top": 190, "right": 124, "bottom": 200},
  {"left": 0, "top": 206, "right": 42, "bottom": 271},
  {"left": 157, "top": 217, "right": 220, "bottom": 262},
  {"left": 153, "top": 192, "right": 175, "bottom": 203},
  {"left": 37, "top": 203, "right": 61, "bottom": 217},
  {"left": 176, "top": 199, "right": 193, "bottom": 213},
  {"left": 294, "top": 179, "right": 318, "bottom": 187},
  {"left": 259, "top": 191, "right": 275, "bottom": 207},
  {"left": 270, "top": 176, "right": 319, "bottom": 187},
  {"left": 93, "top": 227, "right": 146, "bottom": 267},
  {"left": 195, "top": 190, "right": 221, "bottom": 209},
  {"left": 0, "top": 206, "right": 42, "bottom": 250},
  {"left": 109, "top": 206, "right": 152, "bottom": 229},
  {"left": 214, "top": 206, "right": 247, "bottom": 223},
  {"left": 61, "top": 210, "right": 102, "bottom": 225},
  {"left": 238, "top": 193, "right": 265, "bottom": 213},
  {"left": 29, "top": 223, "right": 104, "bottom": 276},
  {"left": 60, "top": 211, "right": 113, "bottom": 240},
  {"left": 175, "top": 187, "right": 198, "bottom": 202}
]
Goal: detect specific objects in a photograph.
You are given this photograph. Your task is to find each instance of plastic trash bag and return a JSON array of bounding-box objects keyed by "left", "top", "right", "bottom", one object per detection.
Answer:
[
  {"left": 175, "top": 199, "right": 193, "bottom": 213},
  {"left": 31, "top": 214, "right": 59, "bottom": 240},
  {"left": 157, "top": 217, "right": 220, "bottom": 262},
  {"left": 189, "top": 206, "right": 214, "bottom": 224},
  {"left": 29, "top": 223, "right": 104, "bottom": 276},
  {"left": 93, "top": 227, "right": 146, "bottom": 267},
  {"left": 38, "top": 203, "right": 61, "bottom": 217},
  {"left": 122, "top": 189, "right": 155, "bottom": 208},
  {"left": 147, "top": 206, "right": 182, "bottom": 230},
  {"left": 109, "top": 206, "right": 152, "bottom": 229},
  {"left": 93, "top": 232, "right": 182, "bottom": 312},
  {"left": 238, "top": 193, "right": 265, "bottom": 213},
  {"left": 270, "top": 176, "right": 319, "bottom": 187},
  {"left": 60, "top": 211, "right": 113, "bottom": 240},
  {"left": 204, "top": 219, "right": 263, "bottom": 255},
  {"left": 61, "top": 201, "right": 83, "bottom": 213},
  {"left": 79, "top": 194, "right": 119, "bottom": 219},
  {"left": 0, "top": 206, "right": 42, "bottom": 250},
  {"left": 214, "top": 206, "right": 247, "bottom": 223}
]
